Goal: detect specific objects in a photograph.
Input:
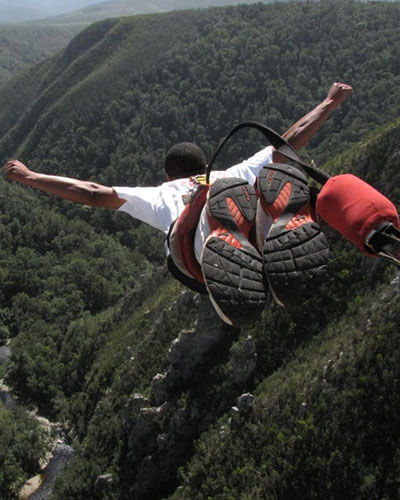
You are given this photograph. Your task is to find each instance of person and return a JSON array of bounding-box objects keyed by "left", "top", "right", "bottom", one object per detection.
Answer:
[{"left": 6, "top": 82, "right": 396, "bottom": 327}]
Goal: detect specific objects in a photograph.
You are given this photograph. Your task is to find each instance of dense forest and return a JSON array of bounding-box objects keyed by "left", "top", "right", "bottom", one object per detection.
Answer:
[{"left": 1, "top": 1, "right": 400, "bottom": 498}]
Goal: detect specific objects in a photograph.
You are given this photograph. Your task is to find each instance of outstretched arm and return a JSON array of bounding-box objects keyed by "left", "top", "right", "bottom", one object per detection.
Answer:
[
  {"left": 273, "top": 82, "right": 353, "bottom": 161},
  {"left": 3, "top": 160, "right": 125, "bottom": 209}
]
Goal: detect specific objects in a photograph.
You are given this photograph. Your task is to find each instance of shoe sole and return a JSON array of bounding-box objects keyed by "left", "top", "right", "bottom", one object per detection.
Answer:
[
  {"left": 258, "top": 164, "right": 329, "bottom": 308},
  {"left": 201, "top": 178, "right": 266, "bottom": 326}
]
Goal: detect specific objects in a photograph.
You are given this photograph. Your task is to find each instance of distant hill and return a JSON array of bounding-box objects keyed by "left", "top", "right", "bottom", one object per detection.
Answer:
[
  {"left": 0, "top": 1, "right": 103, "bottom": 89},
  {"left": 32, "top": 0, "right": 274, "bottom": 25},
  {"left": 0, "top": 0, "right": 106, "bottom": 23},
  {"left": 0, "top": 0, "right": 275, "bottom": 25},
  {"left": 0, "top": 3, "right": 48, "bottom": 23}
]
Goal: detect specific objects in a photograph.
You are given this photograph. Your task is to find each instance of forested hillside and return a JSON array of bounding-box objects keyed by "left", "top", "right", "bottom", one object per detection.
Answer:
[
  {"left": 1, "top": 1, "right": 400, "bottom": 498},
  {"left": 0, "top": 0, "right": 269, "bottom": 89},
  {"left": 0, "top": 24, "right": 81, "bottom": 88},
  {"left": 1, "top": 1, "right": 399, "bottom": 182}
]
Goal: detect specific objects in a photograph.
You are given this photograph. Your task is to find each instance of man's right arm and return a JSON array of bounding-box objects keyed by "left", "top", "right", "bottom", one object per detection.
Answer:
[
  {"left": 273, "top": 82, "right": 353, "bottom": 161},
  {"left": 3, "top": 160, "right": 125, "bottom": 209}
]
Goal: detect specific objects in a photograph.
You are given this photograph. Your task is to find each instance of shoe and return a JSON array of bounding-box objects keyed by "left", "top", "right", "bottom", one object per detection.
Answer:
[
  {"left": 257, "top": 164, "right": 329, "bottom": 308},
  {"left": 201, "top": 177, "right": 266, "bottom": 327},
  {"left": 365, "top": 221, "right": 400, "bottom": 266}
]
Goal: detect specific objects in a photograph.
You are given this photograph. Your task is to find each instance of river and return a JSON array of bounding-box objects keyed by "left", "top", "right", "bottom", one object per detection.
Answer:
[
  {"left": 0, "top": 343, "right": 74, "bottom": 499},
  {"left": 0, "top": 344, "right": 14, "bottom": 407},
  {"left": 0, "top": 344, "right": 10, "bottom": 364},
  {"left": 28, "top": 441, "right": 74, "bottom": 500}
]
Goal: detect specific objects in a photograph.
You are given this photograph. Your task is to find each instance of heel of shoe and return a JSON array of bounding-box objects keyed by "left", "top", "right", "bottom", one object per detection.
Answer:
[
  {"left": 258, "top": 164, "right": 309, "bottom": 214},
  {"left": 207, "top": 177, "right": 257, "bottom": 236}
]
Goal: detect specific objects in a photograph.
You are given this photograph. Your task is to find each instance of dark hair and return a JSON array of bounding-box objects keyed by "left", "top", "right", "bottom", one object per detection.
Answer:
[{"left": 164, "top": 142, "right": 206, "bottom": 179}]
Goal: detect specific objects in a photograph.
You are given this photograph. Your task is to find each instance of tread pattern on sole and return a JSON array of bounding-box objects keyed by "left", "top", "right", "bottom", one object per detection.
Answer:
[
  {"left": 202, "top": 236, "right": 266, "bottom": 326},
  {"left": 258, "top": 165, "right": 329, "bottom": 308}
]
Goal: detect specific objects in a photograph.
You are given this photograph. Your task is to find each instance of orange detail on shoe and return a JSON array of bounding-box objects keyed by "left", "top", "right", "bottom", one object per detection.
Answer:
[
  {"left": 285, "top": 204, "right": 313, "bottom": 230},
  {"left": 242, "top": 186, "right": 251, "bottom": 202},
  {"left": 261, "top": 182, "right": 292, "bottom": 221},
  {"left": 218, "top": 230, "right": 243, "bottom": 248},
  {"left": 207, "top": 208, "right": 244, "bottom": 247},
  {"left": 226, "top": 197, "right": 251, "bottom": 237}
]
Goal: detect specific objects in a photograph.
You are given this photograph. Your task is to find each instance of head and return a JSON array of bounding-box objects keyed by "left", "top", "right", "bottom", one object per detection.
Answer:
[{"left": 164, "top": 142, "right": 206, "bottom": 180}]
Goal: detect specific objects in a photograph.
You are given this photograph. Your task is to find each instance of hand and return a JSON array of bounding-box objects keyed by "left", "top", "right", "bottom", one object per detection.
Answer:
[
  {"left": 3, "top": 160, "right": 35, "bottom": 185},
  {"left": 326, "top": 82, "right": 353, "bottom": 109}
]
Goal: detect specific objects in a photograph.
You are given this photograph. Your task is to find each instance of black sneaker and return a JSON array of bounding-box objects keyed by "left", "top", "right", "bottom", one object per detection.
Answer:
[
  {"left": 201, "top": 177, "right": 266, "bottom": 327},
  {"left": 257, "top": 164, "right": 329, "bottom": 308},
  {"left": 365, "top": 221, "right": 400, "bottom": 266}
]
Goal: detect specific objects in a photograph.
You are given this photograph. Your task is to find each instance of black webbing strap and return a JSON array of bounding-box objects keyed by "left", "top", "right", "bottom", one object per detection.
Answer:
[{"left": 205, "top": 121, "right": 330, "bottom": 186}]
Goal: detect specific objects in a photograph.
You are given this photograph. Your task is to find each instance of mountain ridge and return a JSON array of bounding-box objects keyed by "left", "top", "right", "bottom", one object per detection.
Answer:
[
  {"left": 0, "top": 0, "right": 107, "bottom": 23},
  {"left": 26, "top": 0, "right": 274, "bottom": 25},
  {"left": 1, "top": 2, "right": 400, "bottom": 174}
]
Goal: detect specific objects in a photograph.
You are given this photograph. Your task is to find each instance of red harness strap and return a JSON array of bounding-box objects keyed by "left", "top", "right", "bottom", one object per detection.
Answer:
[
  {"left": 168, "top": 184, "right": 209, "bottom": 284},
  {"left": 316, "top": 174, "right": 400, "bottom": 254}
]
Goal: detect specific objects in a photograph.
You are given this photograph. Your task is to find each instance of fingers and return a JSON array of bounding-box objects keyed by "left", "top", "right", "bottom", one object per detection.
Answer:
[
  {"left": 2, "top": 160, "right": 27, "bottom": 182},
  {"left": 3, "top": 160, "right": 16, "bottom": 178},
  {"left": 3, "top": 160, "right": 25, "bottom": 171},
  {"left": 329, "top": 82, "right": 353, "bottom": 95},
  {"left": 326, "top": 82, "right": 353, "bottom": 108},
  {"left": 336, "top": 82, "right": 353, "bottom": 94},
  {"left": 3, "top": 161, "right": 12, "bottom": 177},
  {"left": 5, "top": 160, "right": 23, "bottom": 169},
  {"left": 4, "top": 160, "right": 17, "bottom": 170}
]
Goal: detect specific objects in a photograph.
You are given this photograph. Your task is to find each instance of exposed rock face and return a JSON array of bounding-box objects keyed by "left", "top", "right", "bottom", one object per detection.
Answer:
[
  {"left": 94, "top": 473, "right": 114, "bottom": 495},
  {"left": 151, "top": 295, "right": 240, "bottom": 403},
  {"left": 21, "top": 294, "right": 259, "bottom": 499},
  {"left": 117, "top": 294, "right": 250, "bottom": 499},
  {"left": 231, "top": 336, "right": 257, "bottom": 385}
]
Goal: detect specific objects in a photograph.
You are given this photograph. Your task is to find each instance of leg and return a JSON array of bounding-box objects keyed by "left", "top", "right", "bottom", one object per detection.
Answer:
[
  {"left": 257, "top": 164, "right": 329, "bottom": 308},
  {"left": 201, "top": 177, "right": 266, "bottom": 327}
]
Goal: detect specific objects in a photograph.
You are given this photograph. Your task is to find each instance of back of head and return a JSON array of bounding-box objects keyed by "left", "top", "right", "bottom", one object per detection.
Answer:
[{"left": 165, "top": 142, "right": 206, "bottom": 180}]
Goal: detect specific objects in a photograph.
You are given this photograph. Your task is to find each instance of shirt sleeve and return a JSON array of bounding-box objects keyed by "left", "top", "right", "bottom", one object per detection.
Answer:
[
  {"left": 224, "top": 145, "right": 274, "bottom": 185},
  {"left": 113, "top": 185, "right": 169, "bottom": 232},
  {"left": 113, "top": 180, "right": 189, "bottom": 234}
]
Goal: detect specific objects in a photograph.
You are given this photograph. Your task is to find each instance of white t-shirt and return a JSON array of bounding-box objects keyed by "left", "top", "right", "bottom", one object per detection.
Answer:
[{"left": 114, "top": 145, "right": 274, "bottom": 261}]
